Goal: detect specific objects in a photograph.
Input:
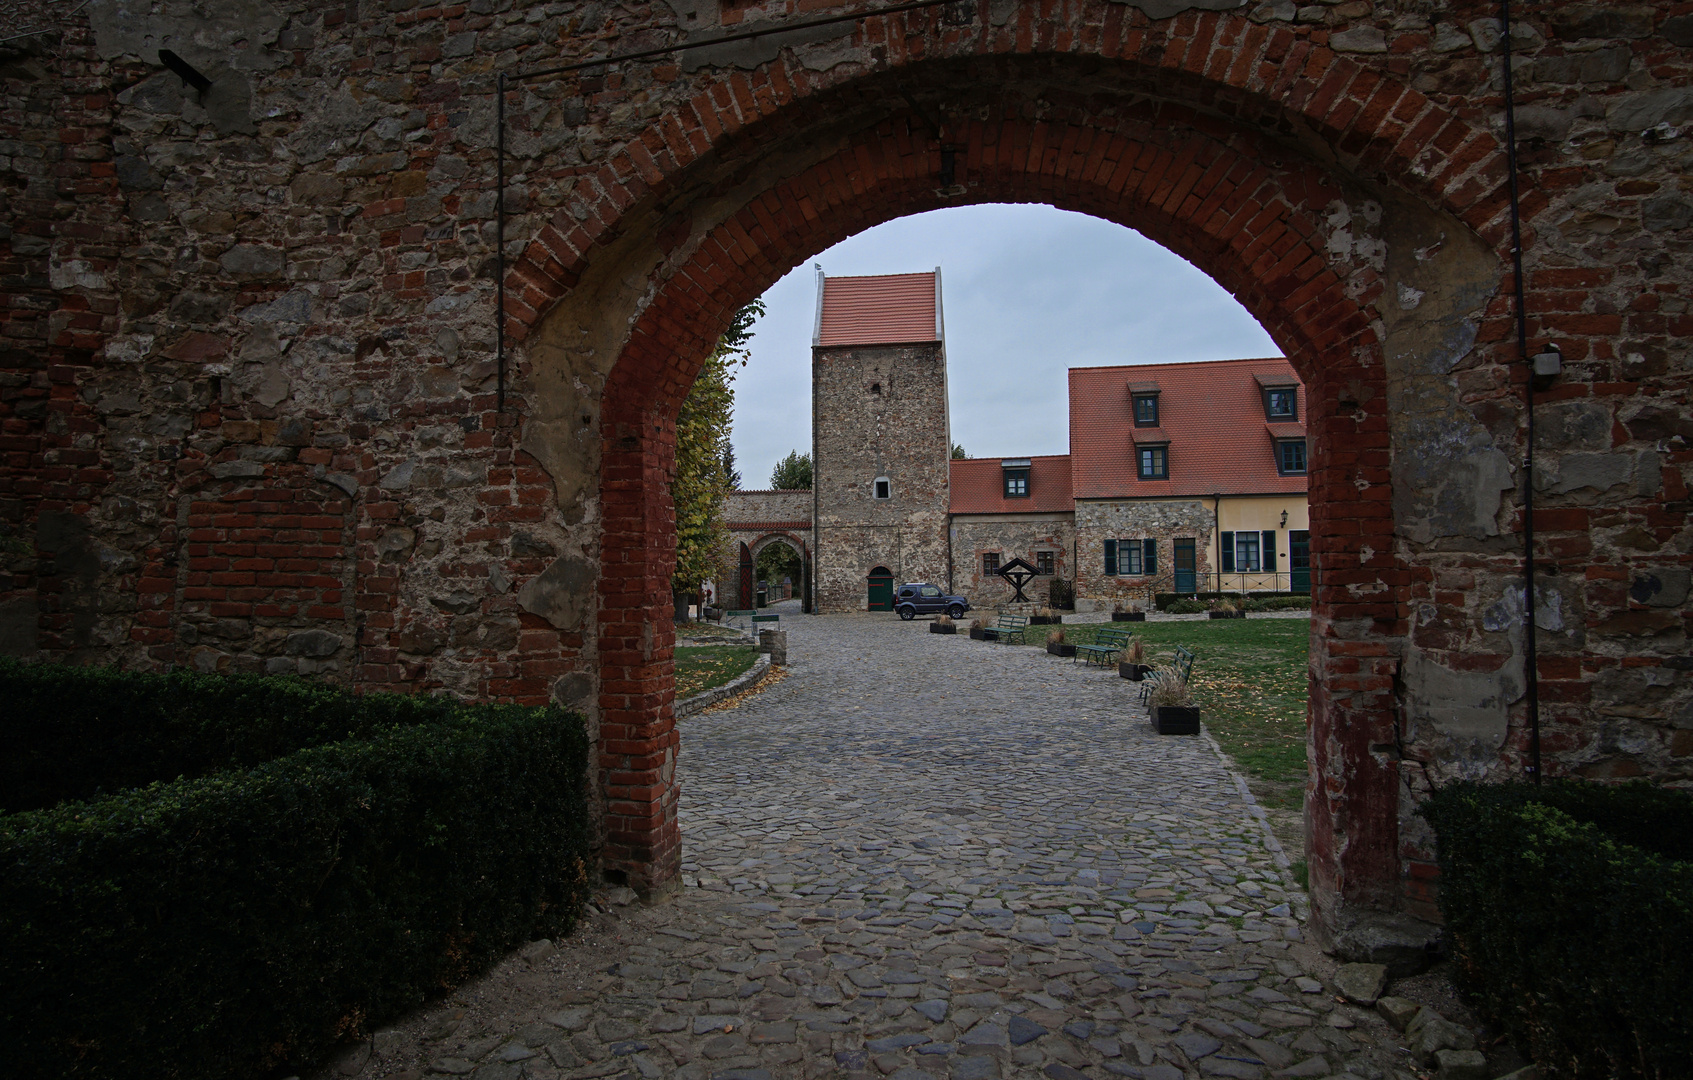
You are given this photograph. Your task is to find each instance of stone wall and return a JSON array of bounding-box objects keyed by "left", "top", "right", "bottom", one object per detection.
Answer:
[
  {"left": 0, "top": 0, "right": 1686, "bottom": 933},
  {"left": 723, "top": 488, "right": 810, "bottom": 526},
  {"left": 813, "top": 342, "right": 950, "bottom": 611},
  {"left": 949, "top": 513, "right": 1075, "bottom": 609},
  {"left": 1075, "top": 498, "right": 1216, "bottom": 604}
]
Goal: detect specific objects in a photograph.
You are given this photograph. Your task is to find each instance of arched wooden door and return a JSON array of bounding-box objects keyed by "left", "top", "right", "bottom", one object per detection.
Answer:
[
  {"left": 866, "top": 567, "right": 894, "bottom": 611},
  {"left": 738, "top": 543, "right": 754, "bottom": 608}
]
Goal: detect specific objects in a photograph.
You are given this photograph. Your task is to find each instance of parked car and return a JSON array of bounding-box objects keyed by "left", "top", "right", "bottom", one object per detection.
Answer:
[{"left": 895, "top": 582, "right": 970, "bottom": 620}]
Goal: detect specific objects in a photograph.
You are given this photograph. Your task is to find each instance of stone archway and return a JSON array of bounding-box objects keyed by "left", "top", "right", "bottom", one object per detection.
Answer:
[
  {"left": 749, "top": 532, "right": 810, "bottom": 612},
  {"left": 499, "top": 18, "right": 1558, "bottom": 953}
]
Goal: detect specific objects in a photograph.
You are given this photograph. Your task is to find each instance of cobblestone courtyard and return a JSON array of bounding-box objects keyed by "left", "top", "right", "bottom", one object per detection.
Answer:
[{"left": 354, "top": 611, "right": 1417, "bottom": 1080}]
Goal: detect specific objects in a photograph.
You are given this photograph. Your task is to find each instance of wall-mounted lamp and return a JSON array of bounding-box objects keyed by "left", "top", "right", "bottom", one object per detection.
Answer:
[
  {"left": 159, "top": 49, "right": 212, "bottom": 93},
  {"left": 1531, "top": 342, "right": 1562, "bottom": 390},
  {"left": 1280, "top": 509, "right": 1289, "bottom": 528}
]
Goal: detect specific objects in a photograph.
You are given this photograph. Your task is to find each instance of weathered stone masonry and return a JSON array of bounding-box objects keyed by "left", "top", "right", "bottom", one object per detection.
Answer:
[{"left": 1, "top": 0, "right": 1689, "bottom": 950}]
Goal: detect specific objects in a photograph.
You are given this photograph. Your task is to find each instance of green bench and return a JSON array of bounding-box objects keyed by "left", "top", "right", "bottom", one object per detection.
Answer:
[
  {"left": 724, "top": 609, "right": 755, "bottom": 630},
  {"left": 1140, "top": 645, "right": 1197, "bottom": 703},
  {"left": 751, "top": 613, "right": 780, "bottom": 627},
  {"left": 986, "top": 613, "right": 1029, "bottom": 643},
  {"left": 1075, "top": 627, "right": 1132, "bottom": 667}
]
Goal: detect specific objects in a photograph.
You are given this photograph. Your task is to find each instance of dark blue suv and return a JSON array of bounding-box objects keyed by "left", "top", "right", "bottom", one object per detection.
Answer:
[{"left": 895, "top": 582, "right": 970, "bottom": 620}]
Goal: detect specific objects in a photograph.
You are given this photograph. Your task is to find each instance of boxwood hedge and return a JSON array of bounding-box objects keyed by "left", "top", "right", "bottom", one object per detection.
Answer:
[
  {"left": 1421, "top": 781, "right": 1693, "bottom": 1079},
  {"left": 0, "top": 657, "right": 465, "bottom": 813},
  {"left": 0, "top": 663, "right": 593, "bottom": 1080}
]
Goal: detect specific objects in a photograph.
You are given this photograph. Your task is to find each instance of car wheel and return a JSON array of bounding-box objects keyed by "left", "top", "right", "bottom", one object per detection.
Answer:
[
  {"left": 898, "top": 605, "right": 916, "bottom": 620},
  {"left": 948, "top": 604, "right": 964, "bottom": 619}
]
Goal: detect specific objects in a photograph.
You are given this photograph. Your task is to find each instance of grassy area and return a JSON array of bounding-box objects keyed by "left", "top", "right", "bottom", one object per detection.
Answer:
[
  {"left": 1032, "top": 618, "right": 1310, "bottom": 795},
  {"left": 676, "top": 645, "right": 761, "bottom": 699}
]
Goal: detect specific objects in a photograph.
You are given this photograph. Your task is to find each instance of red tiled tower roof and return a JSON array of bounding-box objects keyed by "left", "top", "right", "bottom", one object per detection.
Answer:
[
  {"left": 949, "top": 455, "right": 1074, "bottom": 514},
  {"left": 1069, "top": 357, "right": 1308, "bottom": 498},
  {"left": 814, "top": 271, "right": 942, "bottom": 347}
]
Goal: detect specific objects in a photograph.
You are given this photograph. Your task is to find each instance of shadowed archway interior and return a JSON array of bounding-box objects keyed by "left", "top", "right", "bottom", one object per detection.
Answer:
[{"left": 505, "top": 45, "right": 1510, "bottom": 950}]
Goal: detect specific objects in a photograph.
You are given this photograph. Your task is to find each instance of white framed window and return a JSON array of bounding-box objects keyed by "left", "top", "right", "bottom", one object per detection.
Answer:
[{"left": 873, "top": 476, "right": 891, "bottom": 499}]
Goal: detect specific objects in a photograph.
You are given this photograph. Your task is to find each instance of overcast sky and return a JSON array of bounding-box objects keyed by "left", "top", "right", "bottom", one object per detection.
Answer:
[{"left": 728, "top": 204, "right": 1281, "bottom": 488}]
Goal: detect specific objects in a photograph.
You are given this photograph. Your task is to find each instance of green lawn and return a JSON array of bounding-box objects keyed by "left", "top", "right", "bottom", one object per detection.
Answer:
[
  {"left": 1036, "top": 618, "right": 1310, "bottom": 794},
  {"left": 676, "top": 645, "right": 761, "bottom": 699}
]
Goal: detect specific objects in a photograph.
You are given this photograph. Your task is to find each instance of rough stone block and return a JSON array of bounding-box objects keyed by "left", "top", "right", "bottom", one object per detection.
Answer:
[
  {"left": 1332, "top": 962, "right": 1389, "bottom": 1005},
  {"left": 1374, "top": 996, "right": 1421, "bottom": 1031},
  {"left": 1433, "top": 1048, "right": 1489, "bottom": 1080}
]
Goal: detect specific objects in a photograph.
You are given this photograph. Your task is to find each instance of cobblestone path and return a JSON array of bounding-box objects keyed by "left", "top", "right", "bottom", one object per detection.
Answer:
[{"left": 359, "top": 612, "right": 1414, "bottom": 1080}]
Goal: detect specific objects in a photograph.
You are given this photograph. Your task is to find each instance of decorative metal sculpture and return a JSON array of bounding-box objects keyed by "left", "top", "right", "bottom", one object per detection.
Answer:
[{"left": 996, "top": 557, "right": 1040, "bottom": 603}]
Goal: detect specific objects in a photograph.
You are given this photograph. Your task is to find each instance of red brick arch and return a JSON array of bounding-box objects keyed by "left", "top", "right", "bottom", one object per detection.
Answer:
[{"left": 504, "top": 24, "right": 1511, "bottom": 940}]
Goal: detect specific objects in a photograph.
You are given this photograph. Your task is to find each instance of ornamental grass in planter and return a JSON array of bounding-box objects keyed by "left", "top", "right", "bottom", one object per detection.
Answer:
[
  {"left": 930, "top": 613, "right": 957, "bottom": 634},
  {"left": 968, "top": 617, "right": 988, "bottom": 640},
  {"left": 1030, "top": 606, "right": 1062, "bottom": 626},
  {"left": 1111, "top": 601, "right": 1146, "bottom": 622},
  {"left": 1045, "top": 628, "right": 1077, "bottom": 658},
  {"left": 1147, "top": 668, "right": 1200, "bottom": 734},
  {"left": 1207, "top": 599, "right": 1244, "bottom": 620},
  {"left": 1118, "top": 638, "right": 1151, "bottom": 680}
]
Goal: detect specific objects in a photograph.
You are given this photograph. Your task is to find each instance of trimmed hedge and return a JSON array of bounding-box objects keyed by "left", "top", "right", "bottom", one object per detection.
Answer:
[
  {"left": 0, "top": 657, "right": 462, "bottom": 813},
  {"left": 1, "top": 670, "right": 593, "bottom": 1080},
  {"left": 1421, "top": 781, "right": 1693, "bottom": 1079}
]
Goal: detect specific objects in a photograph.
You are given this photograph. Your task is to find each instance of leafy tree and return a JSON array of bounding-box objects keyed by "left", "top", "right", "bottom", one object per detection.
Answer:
[
  {"left": 951, "top": 443, "right": 968, "bottom": 459},
  {"left": 671, "top": 301, "right": 763, "bottom": 595},
  {"left": 770, "top": 450, "right": 812, "bottom": 490},
  {"left": 756, "top": 542, "right": 802, "bottom": 600}
]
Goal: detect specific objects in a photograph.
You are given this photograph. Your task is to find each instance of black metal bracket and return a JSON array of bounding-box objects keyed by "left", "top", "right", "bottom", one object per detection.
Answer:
[{"left": 158, "top": 49, "right": 211, "bottom": 92}]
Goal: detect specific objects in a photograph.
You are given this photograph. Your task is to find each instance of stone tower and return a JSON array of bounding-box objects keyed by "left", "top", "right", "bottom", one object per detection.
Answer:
[{"left": 811, "top": 270, "right": 953, "bottom": 613}]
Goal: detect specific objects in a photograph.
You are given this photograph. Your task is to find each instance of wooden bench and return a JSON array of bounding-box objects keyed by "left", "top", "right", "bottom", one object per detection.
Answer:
[
  {"left": 986, "top": 613, "right": 1029, "bottom": 643},
  {"left": 1140, "top": 645, "right": 1196, "bottom": 703},
  {"left": 1075, "top": 627, "right": 1132, "bottom": 667}
]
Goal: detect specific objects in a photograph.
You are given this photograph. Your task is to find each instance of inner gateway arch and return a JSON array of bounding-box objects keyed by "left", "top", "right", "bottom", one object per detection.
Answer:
[{"left": 4, "top": 0, "right": 1689, "bottom": 960}]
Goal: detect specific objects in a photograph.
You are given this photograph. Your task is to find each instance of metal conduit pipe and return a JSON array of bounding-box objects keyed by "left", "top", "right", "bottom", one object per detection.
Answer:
[{"left": 1500, "top": 0, "right": 1542, "bottom": 782}]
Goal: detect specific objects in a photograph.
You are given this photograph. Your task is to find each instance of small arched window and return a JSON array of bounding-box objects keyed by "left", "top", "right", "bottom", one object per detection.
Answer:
[{"left": 873, "top": 476, "right": 891, "bottom": 499}]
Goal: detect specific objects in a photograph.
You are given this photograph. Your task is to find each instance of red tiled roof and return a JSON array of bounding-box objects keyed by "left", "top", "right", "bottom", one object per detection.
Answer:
[
  {"left": 949, "top": 455, "right": 1075, "bottom": 514},
  {"left": 1069, "top": 358, "right": 1309, "bottom": 498},
  {"left": 815, "top": 272, "right": 940, "bottom": 347}
]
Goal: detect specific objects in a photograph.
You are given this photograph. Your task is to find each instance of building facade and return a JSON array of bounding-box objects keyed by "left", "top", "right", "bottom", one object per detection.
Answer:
[{"left": 721, "top": 276, "right": 1310, "bottom": 613}]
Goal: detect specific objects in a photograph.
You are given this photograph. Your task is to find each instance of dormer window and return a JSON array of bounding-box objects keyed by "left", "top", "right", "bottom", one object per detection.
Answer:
[
  {"left": 1138, "top": 445, "right": 1168, "bottom": 480},
  {"left": 1265, "top": 386, "right": 1297, "bottom": 420},
  {"left": 1128, "top": 380, "right": 1161, "bottom": 426},
  {"left": 1277, "top": 439, "right": 1307, "bottom": 475},
  {"left": 1001, "top": 458, "right": 1031, "bottom": 498}
]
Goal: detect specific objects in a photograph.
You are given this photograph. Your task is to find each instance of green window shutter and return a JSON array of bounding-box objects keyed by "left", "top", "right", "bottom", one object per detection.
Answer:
[
  {"left": 1220, "top": 531, "right": 1235, "bottom": 573},
  {"left": 1262, "top": 530, "right": 1276, "bottom": 571},
  {"left": 1104, "top": 539, "right": 1118, "bottom": 576},
  {"left": 1143, "top": 538, "right": 1157, "bottom": 575}
]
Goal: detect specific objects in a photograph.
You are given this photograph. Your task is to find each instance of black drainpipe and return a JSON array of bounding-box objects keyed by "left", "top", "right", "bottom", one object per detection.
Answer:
[
  {"left": 1500, "top": 0, "right": 1541, "bottom": 782},
  {"left": 1213, "top": 492, "right": 1222, "bottom": 595}
]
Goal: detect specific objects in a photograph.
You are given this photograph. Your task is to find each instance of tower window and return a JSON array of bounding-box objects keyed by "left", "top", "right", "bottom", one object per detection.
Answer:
[
  {"left": 1138, "top": 446, "right": 1168, "bottom": 480},
  {"left": 870, "top": 382, "right": 881, "bottom": 394},
  {"left": 1133, "top": 394, "right": 1159, "bottom": 426},
  {"left": 1264, "top": 386, "right": 1297, "bottom": 420},
  {"left": 873, "top": 476, "right": 891, "bottom": 499}
]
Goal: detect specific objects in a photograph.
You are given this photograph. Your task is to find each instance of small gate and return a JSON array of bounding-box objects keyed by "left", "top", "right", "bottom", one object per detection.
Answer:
[{"left": 867, "top": 567, "right": 894, "bottom": 611}]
